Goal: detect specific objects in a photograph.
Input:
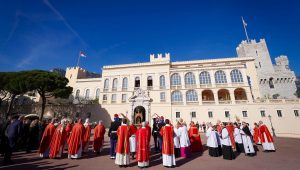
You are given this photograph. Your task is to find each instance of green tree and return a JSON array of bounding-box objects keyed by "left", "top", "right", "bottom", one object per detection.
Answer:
[{"left": 25, "top": 70, "right": 72, "bottom": 120}]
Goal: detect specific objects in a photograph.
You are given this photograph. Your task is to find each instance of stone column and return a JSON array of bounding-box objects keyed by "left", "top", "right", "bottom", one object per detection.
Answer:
[{"left": 229, "top": 88, "right": 236, "bottom": 104}]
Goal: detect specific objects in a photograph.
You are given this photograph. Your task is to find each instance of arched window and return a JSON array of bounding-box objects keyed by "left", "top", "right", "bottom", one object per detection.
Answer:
[
  {"left": 104, "top": 79, "right": 109, "bottom": 90},
  {"left": 269, "top": 78, "right": 274, "bottom": 89},
  {"left": 186, "top": 90, "right": 198, "bottom": 102},
  {"left": 85, "top": 89, "right": 90, "bottom": 99},
  {"left": 95, "top": 89, "right": 100, "bottom": 99},
  {"left": 135, "top": 77, "right": 140, "bottom": 88},
  {"left": 171, "top": 91, "right": 183, "bottom": 102},
  {"left": 230, "top": 69, "right": 243, "bottom": 83},
  {"left": 185, "top": 72, "right": 196, "bottom": 85},
  {"left": 170, "top": 73, "right": 181, "bottom": 86},
  {"left": 75, "top": 89, "right": 80, "bottom": 99},
  {"left": 160, "top": 75, "right": 166, "bottom": 88},
  {"left": 215, "top": 70, "right": 227, "bottom": 84},
  {"left": 147, "top": 76, "right": 153, "bottom": 87},
  {"left": 199, "top": 71, "right": 211, "bottom": 84},
  {"left": 112, "top": 78, "right": 118, "bottom": 90},
  {"left": 122, "top": 77, "right": 128, "bottom": 90}
]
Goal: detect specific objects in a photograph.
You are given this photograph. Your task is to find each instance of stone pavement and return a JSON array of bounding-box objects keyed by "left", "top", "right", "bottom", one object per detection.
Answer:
[{"left": 0, "top": 134, "right": 300, "bottom": 170}]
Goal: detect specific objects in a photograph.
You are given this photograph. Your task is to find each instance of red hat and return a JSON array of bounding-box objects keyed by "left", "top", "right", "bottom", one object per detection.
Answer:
[
  {"left": 114, "top": 114, "right": 119, "bottom": 118},
  {"left": 160, "top": 116, "right": 164, "bottom": 119}
]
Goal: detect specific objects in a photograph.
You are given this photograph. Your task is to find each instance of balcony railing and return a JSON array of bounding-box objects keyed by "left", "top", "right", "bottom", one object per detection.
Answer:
[
  {"left": 185, "top": 84, "right": 197, "bottom": 89},
  {"left": 186, "top": 101, "right": 199, "bottom": 105},
  {"left": 160, "top": 86, "right": 166, "bottom": 90},
  {"left": 112, "top": 88, "right": 117, "bottom": 92},
  {"left": 103, "top": 88, "right": 109, "bottom": 92},
  {"left": 171, "top": 85, "right": 182, "bottom": 90},
  {"left": 235, "top": 100, "right": 248, "bottom": 104},
  {"left": 202, "top": 101, "right": 215, "bottom": 105},
  {"left": 171, "top": 101, "right": 183, "bottom": 105},
  {"left": 215, "top": 83, "right": 228, "bottom": 87},
  {"left": 122, "top": 88, "right": 127, "bottom": 91},
  {"left": 200, "top": 84, "right": 212, "bottom": 88},
  {"left": 219, "top": 100, "right": 231, "bottom": 104},
  {"left": 147, "top": 86, "right": 153, "bottom": 90}
]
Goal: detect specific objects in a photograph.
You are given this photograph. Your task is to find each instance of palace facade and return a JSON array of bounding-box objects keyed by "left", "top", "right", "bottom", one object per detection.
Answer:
[{"left": 65, "top": 38, "right": 300, "bottom": 138}]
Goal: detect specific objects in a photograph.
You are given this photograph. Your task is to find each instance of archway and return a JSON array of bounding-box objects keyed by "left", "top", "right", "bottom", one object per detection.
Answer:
[
  {"left": 234, "top": 88, "right": 247, "bottom": 100},
  {"left": 202, "top": 90, "right": 214, "bottom": 101},
  {"left": 218, "top": 89, "right": 230, "bottom": 101},
  {"left": 134, "top": 106, "right": 146, "bottom": 125}
]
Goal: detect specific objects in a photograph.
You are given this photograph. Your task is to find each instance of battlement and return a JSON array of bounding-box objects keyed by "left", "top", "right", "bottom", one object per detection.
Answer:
[{"left": 150, "top": 53, "right": 170, "bottom": 62}]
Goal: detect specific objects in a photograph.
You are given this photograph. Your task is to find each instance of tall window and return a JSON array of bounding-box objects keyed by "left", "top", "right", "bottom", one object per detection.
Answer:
[
  {"left": 215, "top": 70, "right": 227, "bottom": 84},
  {"left": 269, "top": 78, "right": 275, "bottom": 89},
  {"left": 199, "top": 71, "right": 211, "bottom": 85},
  {"left": 95, "top": 89, "right": 100, "bottom": 99},
  {"left": 191, "top": 112, "right": 196, "bottom": 118},
  {"left": 171, "top": 91, "right": 183, "bottom": 102},
  {"left": 225, "top": 111, "right": 230, "bottom": 118},
  {"left": 160, "top": 92, "right": 166, "bottom": 101},
  {"left": 104, "top": 79, "right": 109, "bottom": 91},
  {"left": 122, "top": 94, "right": 127, "bottom": 103},
  {"left": 111, "top": 94, "right": 117, "bottom": 103},
  {"left": 230, "top": 69, "right": 244, "bottom": 83},
  {"left": 147, "top": 76, "right": 153, "bottom": 88},
  {"left": 75, "top": 89, "right": 80, "bottom": 99},
  {"left": 102, "top": 94, "right": 107, "bottom": 101},
  {"left": 184, "top": 72, "right": 196, "bottom": 85},
  {"left": 112, "top": 78, "right": 118, "bottom": 91},
  {"left": 242, "top": 111, "right": 248, "bottom": 117},
  {"left": 160, "top": 75, "right": 166, "bottom": 88},
  {"left": 122, "top": 77, "right": 128, "bottom": 90},
  {"left": 186, "top": 90, "right": 198, "bottom": 102},
  {"left": 85, "top": 89, "right": 90, "bottom": 99},
  {"left": 170, "top": 73, "right": 181, "bottom": 86},
  {"left": 208, "top": 111, "right": 213, "bottom": 118},
  {"left": 135, "top": 77, "right": 140, "bottom": 88},
  {"left": 294, "top": 110, "right": 299, "bottom": 117},
  {"left": 260, "top": 110, "right": 266, "bottom": 117}
]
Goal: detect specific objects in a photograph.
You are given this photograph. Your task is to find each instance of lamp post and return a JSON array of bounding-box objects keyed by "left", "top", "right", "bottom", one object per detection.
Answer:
[{"left": 268, "top": 114, "right": 276, "bottom": 137}]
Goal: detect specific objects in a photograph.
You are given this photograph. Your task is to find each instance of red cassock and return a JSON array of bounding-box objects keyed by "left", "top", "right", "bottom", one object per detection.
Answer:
[
  {"left": 253, "top": 127, "right": 261, "bottom": 144},
  {"left": 83, "top": 125, "right": 91, "bottom": 149},
  {"left": 146, "top": 125, "right": 151, "bottom": 143},
  {"left": 68, "top": 122, "right": 85, "bottom": 155},
  {"left": 116, "top": 125, "right": 132, "bottom": 154},
  {"left": 226, "top": 125, "right": 236, "bottom": 149},
  {"left": 188, "top": 125, "right": 203, "bottom": 152},
  {"left": 259, "top": 125, "right": 274, "bottom": 143},
  {"left": 160, "top": 126, "right": 174, "bottom": 155},
  {"left": 65, "top": 123, "right": 73, "bottom": 138},
  {"left": 39, "top": 123, "right": 56, "bottom": 154},
  {"left": 49, "top": 124, "right": 67, "bottom": 158},
  {"left": 136, "top": 127, "right": 150, "bottom": 162},
  {"left": 93, "top": 124, "right": 106, "bottom": 151},
  {"left": 130, "top": 125, "right": 137, "bottom": 135}
]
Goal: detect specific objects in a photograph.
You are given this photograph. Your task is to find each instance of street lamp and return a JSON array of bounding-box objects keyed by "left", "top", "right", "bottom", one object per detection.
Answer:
[{"left": 268, "top": 114, "right": 276, "bottom": 137}]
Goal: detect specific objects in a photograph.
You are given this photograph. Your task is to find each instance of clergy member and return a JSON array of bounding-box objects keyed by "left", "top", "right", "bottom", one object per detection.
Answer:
[
  {"left": 252, "top": 123, "right": 261, "bottom": 145},
  {"left": 115, "top": 119, "right": 132, "bottom": 167},
  {"left": 226, "top": 122, "right": 236, "bottom": 149},
  {"left": 108, "top": 114, "right": 121, "bottom": 159},
  {"left": 178, "top": 122, "right": 191, "bottom": 158},
  {"left": 240, "top": 122, "right": 256, "bottom": 156},
  {"left": 39, "top": 118, "right": 56, "bottom": 158},
  {"left": 68, "top": 119, "right": 85, "bottom": 159},
  {"left": 83, "top": 118, "right": 91, "bottom": 153},
  {"left": 233, "top": 122, "right": 244, "bottom": 153},
  {"left": 173, "top": 122, "right": 181, "bottom": 157},
  {"left": 136, "top": 122, "right": 151, "bottom": 168},
  {"left": 189, "top": 121, "right": 203, "bottom": 152},
  {"left": 129, "top": 122, "right": 137, "bottom": 159},
  {"left": 93, "top": 120, "right": 106, "bottom": 154},
  {"left": 49, "top": 119, "right": 67, "bottom": 159},
  {"left": 220, "top": 122, "right": 235, "bottom": 160},
  {"left": 258, "top": 121, "right": 275, "bottom": 152},
  {"left": 206, "top": 123, "right": 221, "bottom": 157},
  {"left": 160, "top": 119, "right": 176, "bottom": 168}
]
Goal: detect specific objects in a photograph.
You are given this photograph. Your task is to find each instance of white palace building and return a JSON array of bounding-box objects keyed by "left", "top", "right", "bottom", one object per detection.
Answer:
[{"left": 65, "top": 38, "right": 300, "bottom": 138}]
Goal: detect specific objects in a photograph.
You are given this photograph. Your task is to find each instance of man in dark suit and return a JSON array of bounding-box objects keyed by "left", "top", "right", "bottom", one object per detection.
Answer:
[
  {"left": 152, "top": 118, "right": 159, "bottom": 151},
  {"left": 108, "top": 114, "right": 121, "bottom": 159}
]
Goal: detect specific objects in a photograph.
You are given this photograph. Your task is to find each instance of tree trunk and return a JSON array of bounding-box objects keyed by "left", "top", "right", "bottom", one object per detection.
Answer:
[
  {"left": 6, "top": 94, "right": 16, "bottom": 119},
  {"left": 40, "top": 94, "right": 46, "bottom": 121}
]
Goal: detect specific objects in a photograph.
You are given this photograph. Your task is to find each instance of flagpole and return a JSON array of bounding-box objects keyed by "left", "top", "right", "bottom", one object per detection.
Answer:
[
  {"left": 242, "top": 16, "right": 250, "bottom": 42},
  {"left": 76, "top": 51, "right": 81, "bottom": 67}
]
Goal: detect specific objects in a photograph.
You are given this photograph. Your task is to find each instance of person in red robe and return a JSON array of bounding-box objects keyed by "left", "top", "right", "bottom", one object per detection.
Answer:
[
  {"left": 160, "top": 119, "right": 176, "bottom": 168},
  {"left": 145, "top": 121, "right": 151, "bottom": 143},
  {"left": 68, "top": 119, "right": 85, "bottom": 159},
  {"left": 93, "top": 120, "right": 106, "bottom": 154},
  {"left": 136, "top": 122, "right": 151, "bottom": 168},
  {"left": 226, "top": 122, "right": 236, "bottom": 149},
  {"left": 259, "top": 121, "right": 275, "bottom": 152},
  {"left": 253, "top": 123, "right": 261, "bottom": 145},
  {"left": 129, "top": 122, "right": 137, "bottom": 159},
  {"left": 49, "top": 119, "right": 67, "bottom": 159},
  {"left": 65, "top": 120, "right": 73, "bottom": 138},
  {"left": 188, "top": 121, "right": 203, "bottom": 152},
  {"left": 39, "top": 119, "right": 56, "bottom": 158},
  {"left": 83, "top": 118, "right": 91, "bottom": 153},
  {"left": 115, "top": 119, "right": 132, "bottom": 167}
]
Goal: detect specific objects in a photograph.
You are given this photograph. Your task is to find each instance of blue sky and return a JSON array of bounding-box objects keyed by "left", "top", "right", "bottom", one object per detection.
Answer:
[{"left": 0, "top": 0, "right": 299, "bottom": 75}]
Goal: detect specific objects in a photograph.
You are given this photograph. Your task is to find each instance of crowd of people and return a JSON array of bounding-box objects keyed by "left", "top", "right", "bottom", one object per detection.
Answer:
[{"left": 0, "top": 113, "right": 276, "bottom": 168}]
